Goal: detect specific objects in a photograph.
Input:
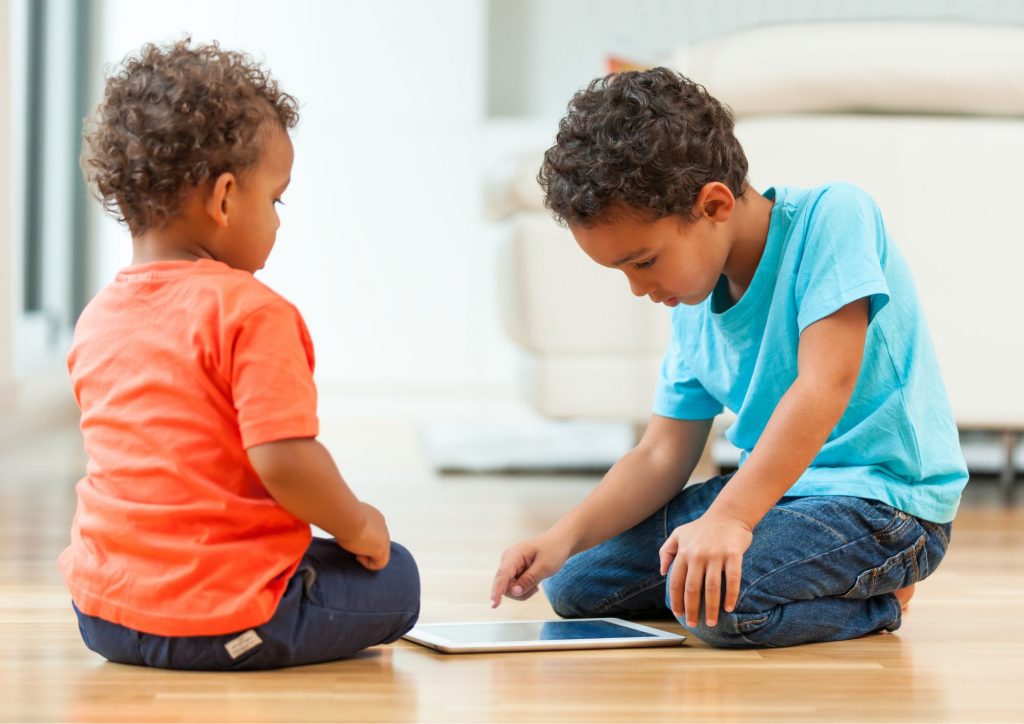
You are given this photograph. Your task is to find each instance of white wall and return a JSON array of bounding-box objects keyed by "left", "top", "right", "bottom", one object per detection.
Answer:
[
  {"left": 93, "top": 0, "right": 518, "bottom": 407},
  {"left": 0, "top": 1, "right": 12, "bottom": 401}
]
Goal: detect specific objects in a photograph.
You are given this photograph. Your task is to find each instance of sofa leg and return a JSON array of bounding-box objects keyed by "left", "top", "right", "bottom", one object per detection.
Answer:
[{"left": 1000, "top": 430, "right": 1019, "bottom": 505}]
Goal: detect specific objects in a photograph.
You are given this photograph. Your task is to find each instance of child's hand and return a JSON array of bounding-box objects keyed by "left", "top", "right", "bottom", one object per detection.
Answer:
[
  {"left": 338, "top": 502, "right": 391, "bottom": 571},
  {"left": 659, "top": 513, "right": 753, "bottom": 628},
  {"left": 491, "top": 533, "right": 573, "bottom": 608}
]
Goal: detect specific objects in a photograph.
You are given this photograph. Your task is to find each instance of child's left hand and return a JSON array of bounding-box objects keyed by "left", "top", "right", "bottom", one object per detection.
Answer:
[{"left": 659, "top": 513, "right": 753, "bottom": 628}]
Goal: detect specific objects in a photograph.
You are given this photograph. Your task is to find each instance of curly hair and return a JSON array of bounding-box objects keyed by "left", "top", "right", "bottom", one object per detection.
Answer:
[
  {"left": 538, "top": 67, "right": 748, "bottom": 227},
  {"left": 81, "top": 38, "right": 299, "bottom": 234}
]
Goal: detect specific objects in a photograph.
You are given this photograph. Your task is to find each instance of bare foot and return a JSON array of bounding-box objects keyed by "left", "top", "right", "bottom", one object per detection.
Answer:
[{"left": 893, "top": 583, "right": 916, "bottom": 612}]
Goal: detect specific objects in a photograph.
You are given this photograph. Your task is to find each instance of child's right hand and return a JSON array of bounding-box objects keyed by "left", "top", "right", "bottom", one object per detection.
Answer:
[
  {"left": 490, "top": 533, "right": 573, "bottom": 608},
  {"left": 338, "top": 502, "right": 391, "bottom": 571}
]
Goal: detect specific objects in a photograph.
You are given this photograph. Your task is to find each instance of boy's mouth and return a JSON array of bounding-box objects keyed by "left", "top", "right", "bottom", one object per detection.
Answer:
[{"left": 653, "top": 296, "right": 679, "bottom": 307}]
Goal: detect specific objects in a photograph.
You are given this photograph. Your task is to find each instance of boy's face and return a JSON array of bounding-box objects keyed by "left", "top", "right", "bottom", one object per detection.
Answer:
[
  {"left": 214, "top": 124, "right": 294, "bottom": 273},
  {"left": 571, "top": 208, "right": 730, "bottom": 308}
]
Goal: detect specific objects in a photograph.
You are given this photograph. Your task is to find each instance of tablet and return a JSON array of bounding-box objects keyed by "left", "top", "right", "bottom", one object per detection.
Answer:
[{"left": 402, "top": 617, "right": 685, "bottom": 654}]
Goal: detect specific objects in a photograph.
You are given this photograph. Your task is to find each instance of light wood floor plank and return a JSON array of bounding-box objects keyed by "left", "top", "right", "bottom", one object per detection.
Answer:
[{"left": 1, "top": 422, "right": 1022, "bottom": 723}]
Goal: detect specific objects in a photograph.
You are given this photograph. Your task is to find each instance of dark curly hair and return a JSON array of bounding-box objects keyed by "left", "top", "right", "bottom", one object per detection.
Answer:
[
  {"left": 538, "top": 67, "right": 748, "bottom": 227},
  {"left": 81, "top": 38, "right": 299, "bottom": 234}
]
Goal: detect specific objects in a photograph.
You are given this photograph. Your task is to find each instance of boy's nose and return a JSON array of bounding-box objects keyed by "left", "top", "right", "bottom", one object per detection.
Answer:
[{"left": 627, "top": 275, "right": 650, "bottom": 298}]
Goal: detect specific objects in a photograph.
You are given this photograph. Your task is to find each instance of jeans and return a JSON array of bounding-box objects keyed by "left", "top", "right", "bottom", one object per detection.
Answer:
[
  {"left": 544, "top": 475, "right": 951, "bottom": 648},
  {"left": 73, "top": 538, "right": 420, "bottom": 670}
]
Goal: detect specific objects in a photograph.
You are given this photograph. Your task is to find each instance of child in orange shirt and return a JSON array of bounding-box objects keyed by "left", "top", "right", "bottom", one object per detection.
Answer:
[{"left": 60, "top": 39, "right": 419, "bottom": 670}]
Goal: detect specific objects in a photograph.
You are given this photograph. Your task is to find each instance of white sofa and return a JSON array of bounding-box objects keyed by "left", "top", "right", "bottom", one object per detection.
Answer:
[{"left": 494, "top": 22, "right": 1024, "bottom": 481}]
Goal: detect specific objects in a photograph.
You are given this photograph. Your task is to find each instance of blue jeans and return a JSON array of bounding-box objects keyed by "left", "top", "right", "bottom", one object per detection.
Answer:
[
  {"left": 73, "top": 538, "right": 420, "bottom": 670},
  {"left": 544, "top": 475, "right": 952, "bottom": 648}
]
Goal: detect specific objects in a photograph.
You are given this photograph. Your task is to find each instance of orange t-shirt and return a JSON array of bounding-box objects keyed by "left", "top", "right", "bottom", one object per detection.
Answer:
[{"left": 59, "top": 259, "right": 317, "bottom": 637}]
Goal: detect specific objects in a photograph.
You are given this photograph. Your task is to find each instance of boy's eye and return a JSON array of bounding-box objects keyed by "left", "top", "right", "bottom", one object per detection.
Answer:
[
  {"left": 635, "top": 257, "right": 656, "bottom": 270},
  {"left": 273, "top": 198, "right": 285, "bottom": 206}
]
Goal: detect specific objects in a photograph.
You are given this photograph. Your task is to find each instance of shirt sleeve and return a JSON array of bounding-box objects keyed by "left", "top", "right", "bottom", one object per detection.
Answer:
[
  {"left": 652, "top": 320, "right": 723, "bottom": 420},
  {"left": 231, "top": 300, "right": 319, "bottom": 449},
  {"left": 794, "top": 184, "right": 891, "bottom": 333}
]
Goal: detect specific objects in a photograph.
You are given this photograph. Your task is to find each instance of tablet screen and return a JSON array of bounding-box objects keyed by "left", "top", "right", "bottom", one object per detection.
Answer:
[{"left": 415, "top": 620, "right": 655, "bottom": 643}]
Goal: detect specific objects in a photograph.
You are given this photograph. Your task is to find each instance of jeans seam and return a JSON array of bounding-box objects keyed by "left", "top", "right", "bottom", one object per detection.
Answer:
[
  {"left": 595, "top": 575, "right": 666, "bottom": 615},
  {"left": 736, "top": 507, "right": 862, "bottom": 610},
  {"left": 739, "top": 522, "right": 914, "bottom": 611},
  {"left": 734, "top": 610, "right": 772, "bottom": 647},
  {"left": 885, "top": 592, "right": 902, "bottom": 631},
  {"left": 774, "top": 507, "right": 850, "bottom": 544},
  {"left": 910, "top": 534, "right": 925, "bottom": 580},
  {"left": 919, "top": 519, "right": 950, "bottom": 548}
]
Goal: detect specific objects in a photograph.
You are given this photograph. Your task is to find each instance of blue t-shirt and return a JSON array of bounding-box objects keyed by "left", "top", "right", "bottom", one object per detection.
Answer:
[{"left": 653, "top": 183, "right": 967, "bottom": 523}]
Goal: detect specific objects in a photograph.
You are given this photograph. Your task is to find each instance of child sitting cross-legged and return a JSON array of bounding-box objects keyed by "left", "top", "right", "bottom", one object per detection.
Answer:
[{"left": 61, "top": 39, "right": 419, "bottom": 670}]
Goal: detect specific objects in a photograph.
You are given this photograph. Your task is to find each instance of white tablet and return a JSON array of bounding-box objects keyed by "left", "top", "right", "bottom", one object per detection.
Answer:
[{"left": 402, "top": 617, "right": 685, "bottom": 654}]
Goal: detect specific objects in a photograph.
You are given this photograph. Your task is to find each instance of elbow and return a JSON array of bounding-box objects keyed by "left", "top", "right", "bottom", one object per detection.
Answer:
[{"left": 831, "top": 370, "right": 860, "bottom": 400}]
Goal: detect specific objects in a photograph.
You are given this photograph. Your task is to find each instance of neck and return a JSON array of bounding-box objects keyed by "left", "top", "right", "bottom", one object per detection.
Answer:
[
  {"left": 722, "top": 188, "right": 774, "bottom": 301},
  {"left": 131, "top": 220, "right": 215, "bottom": 266}
]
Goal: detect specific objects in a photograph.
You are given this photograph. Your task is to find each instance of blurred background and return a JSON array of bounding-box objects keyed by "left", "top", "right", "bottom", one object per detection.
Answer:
[
  {"left": 1, "top": 0, "right": 1022, "bottom": 489},
  {"left": 3, "top": 7, "right": 1023, "bottom": 719}
]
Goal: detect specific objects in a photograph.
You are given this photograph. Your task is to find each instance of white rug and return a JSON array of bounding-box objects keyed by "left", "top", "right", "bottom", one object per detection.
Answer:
[{"left": 422, "top": 418, "right": 635, "bottom": 473}]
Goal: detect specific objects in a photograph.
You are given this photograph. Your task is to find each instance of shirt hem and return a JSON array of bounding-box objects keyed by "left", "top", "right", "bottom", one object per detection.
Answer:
[
  {"left": 241, "top": 418, "right": 320, "bottom": 450},
  {"left": 652, "top": 400, "right": 723, "bottom": 420},
  {"left": 783, "top": 478, "right": 962, "bottom": 524},
  {"left": 61, "top": 556, "right": 305, "bottom": 637},
  {"left": 797, "top": 278, "right": 890, "bottom": 334}
]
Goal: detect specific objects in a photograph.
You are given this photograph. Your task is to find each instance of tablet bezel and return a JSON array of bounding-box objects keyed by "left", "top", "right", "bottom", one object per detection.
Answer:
[{"left": 402, "top": 617, "right": 686, "bottom": 654}]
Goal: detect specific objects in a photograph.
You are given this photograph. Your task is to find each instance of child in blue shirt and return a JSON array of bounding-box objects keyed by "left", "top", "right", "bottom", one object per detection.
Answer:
[{"left": 490, "top": 67, "right": 967, "bottom": 647}]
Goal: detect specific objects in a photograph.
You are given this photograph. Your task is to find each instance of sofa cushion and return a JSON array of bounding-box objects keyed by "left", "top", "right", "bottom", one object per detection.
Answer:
[{"left": 667, "top": 22, "right": 1024, "bottom": 116}]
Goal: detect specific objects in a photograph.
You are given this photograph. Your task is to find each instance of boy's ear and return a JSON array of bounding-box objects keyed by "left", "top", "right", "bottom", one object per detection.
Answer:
[
  {"left": 204, "top": 172, "right": 237, "bottom": 228},
  {"left": 696, "top": 182, "right": 736, "bottom": 221}
]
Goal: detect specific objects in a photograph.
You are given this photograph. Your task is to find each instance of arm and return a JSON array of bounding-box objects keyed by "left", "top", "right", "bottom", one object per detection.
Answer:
[
  {"left": 661, "top": 298, "right": 870, "bottom": 627},
  {"left": 490, "top": 414, "right": 713, "bottom": 606},
  {"left": 247, "top": 437, "right": 391, "bottom": 570},
  {"left": 552, "top": 415, "right": 713, "bottom": 554}
]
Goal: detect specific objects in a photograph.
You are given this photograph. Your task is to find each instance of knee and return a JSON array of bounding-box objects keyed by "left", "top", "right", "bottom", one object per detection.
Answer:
[
  {"left": 388, "top": 541, "right": 418, "bottom": 577},
  {"left": 686, "top": 617, "right": 751, "bottom": 649},
  {"left": 662, "top": 586, "right": 752, "bottom": 649},
  {"left": 543, "top": 564, "right": 595, "bottom": 618},
  {"left": 672, "top": 609, "right": 752, "bottom": 649},
  {"left": 385, "top": 542, "right": 421, "bottom": 613},
  {"left": 542, "top": 567, "right": 575, "bottom": 617}
]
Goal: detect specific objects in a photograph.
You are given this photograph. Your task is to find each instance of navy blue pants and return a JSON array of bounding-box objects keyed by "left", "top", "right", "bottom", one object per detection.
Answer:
[{"left": 73, "top": 538, "right": 420, "bottom": 670}]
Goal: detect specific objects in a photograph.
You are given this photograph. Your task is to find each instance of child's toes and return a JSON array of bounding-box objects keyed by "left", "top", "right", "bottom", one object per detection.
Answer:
[{"left": 893, "top": 583, "right": 916, "bottom": 612}]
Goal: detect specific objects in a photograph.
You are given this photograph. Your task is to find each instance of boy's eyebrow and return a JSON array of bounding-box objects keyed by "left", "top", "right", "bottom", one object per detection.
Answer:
[{"left": 276, "top": 177, "right": 291, "bottom": 193}]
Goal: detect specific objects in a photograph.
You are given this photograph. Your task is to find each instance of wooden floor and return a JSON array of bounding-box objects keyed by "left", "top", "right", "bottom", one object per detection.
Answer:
[{"left": 2, "top": 418, "right": 1023, "bottom": 723}]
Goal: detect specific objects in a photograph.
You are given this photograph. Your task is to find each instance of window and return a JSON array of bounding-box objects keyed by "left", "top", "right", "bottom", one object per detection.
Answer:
[{"left": 16, "top": 0, "right": 93, "bottom": 371}]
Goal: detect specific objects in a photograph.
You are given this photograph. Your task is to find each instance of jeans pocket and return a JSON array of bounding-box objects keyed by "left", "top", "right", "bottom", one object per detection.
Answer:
[
  {"left": 840, "top": 533, "right": 929, "bottom": 599},
  {"left": 870, "top": 508, "right": 916, "bottom": 544},
  {"left": 919, "top": 518, "right": 951, "bottom": 550}
]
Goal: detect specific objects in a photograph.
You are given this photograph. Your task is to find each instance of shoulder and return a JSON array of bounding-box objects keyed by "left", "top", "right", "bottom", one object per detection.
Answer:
[
  {"left": 207, "top": 267, "right": 305, "bottom": 326},
  {"left": 801, "top": 182, "right": 882, "bottom": 221},
  {"left": 781, "top": 183, "right": 888, "bottom": 255}
]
